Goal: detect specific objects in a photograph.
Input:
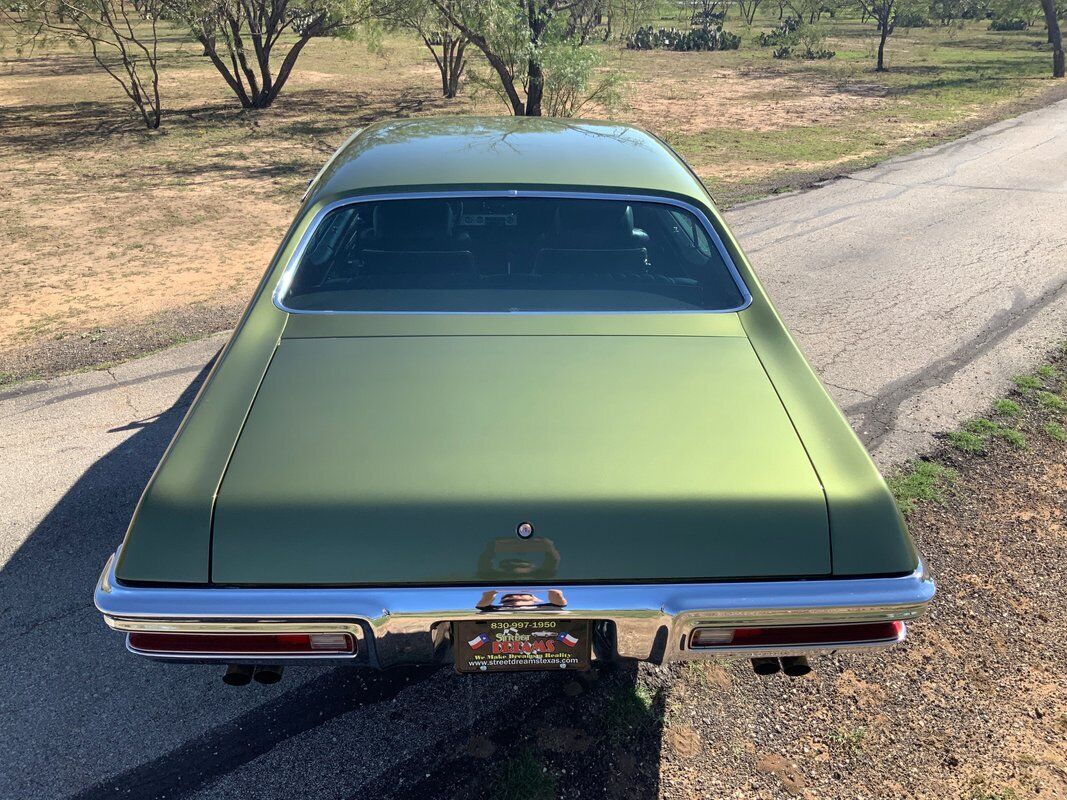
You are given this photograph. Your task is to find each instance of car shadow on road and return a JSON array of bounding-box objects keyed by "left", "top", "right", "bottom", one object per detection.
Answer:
[{"left": 3, "top": 364, "right": 664, "bottom": 800}]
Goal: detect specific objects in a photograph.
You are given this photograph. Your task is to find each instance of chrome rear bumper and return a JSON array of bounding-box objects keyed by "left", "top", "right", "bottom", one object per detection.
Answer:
[{"left": 95, "top": 551, "right": 934, "bottom": 667}]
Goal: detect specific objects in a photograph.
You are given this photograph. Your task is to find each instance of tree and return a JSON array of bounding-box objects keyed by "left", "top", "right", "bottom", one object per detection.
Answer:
[
  {"left": 1039, "top": 0, "right": 1064, "bottom": 76},
  {"left": 787, "top": 0, "right": 841, "bottom": 24},
  {"left": 736, "top": 0, "right": 764, "bottom": 24},
  {"left": 2, "top": 0, "right": 163, "bottom": 128},
  {"left": 375, "top": 0, "right": 469, "bottom": 97},
  {"left": 610, "top": 0, "right": 659, "bottom": 37},
  {"left": 680, "top": 0, "right": 727, "bottom": 26},
  {"left": 431, "top": 0, "right": 616, "bottom": 116},
  {"left": 856, "top": 0, "right": 920, "bottom": 69},
  {"left": 169, "top": 0, "right": 370, "bottom": 109}
]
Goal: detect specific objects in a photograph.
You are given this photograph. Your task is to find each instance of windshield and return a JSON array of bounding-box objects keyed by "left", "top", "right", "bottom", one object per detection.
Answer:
[{"left": 279, "top": 196, "right": 747, "bottom": 313}]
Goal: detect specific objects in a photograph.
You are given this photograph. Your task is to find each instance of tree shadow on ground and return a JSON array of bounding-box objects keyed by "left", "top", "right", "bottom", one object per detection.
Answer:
[{"left": 0, "top": 82, "right": 451, "bottom": 165}]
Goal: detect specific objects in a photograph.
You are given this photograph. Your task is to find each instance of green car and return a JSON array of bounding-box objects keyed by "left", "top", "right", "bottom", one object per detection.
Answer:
[{"left": 95, "top": 117, "right": 933, "bottom": 682}]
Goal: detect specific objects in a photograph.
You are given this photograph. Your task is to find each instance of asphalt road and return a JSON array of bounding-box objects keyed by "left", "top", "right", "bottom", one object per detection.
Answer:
[{"left": 2, "top": 100, "right": 1065, "bottom": 799}]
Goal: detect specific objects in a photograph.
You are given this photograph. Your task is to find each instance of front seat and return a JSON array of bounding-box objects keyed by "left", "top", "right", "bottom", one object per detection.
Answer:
[
  {"left": 534, "top": 201, "right": 650, "bottom": 275},
  {"left": 359, "top": 200, "right": 474, "bottom": 275}
]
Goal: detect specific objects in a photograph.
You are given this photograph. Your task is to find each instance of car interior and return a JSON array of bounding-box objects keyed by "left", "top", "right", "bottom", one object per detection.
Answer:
[{"left": 284, "top": 197, "right": 747, "bottom": 312}]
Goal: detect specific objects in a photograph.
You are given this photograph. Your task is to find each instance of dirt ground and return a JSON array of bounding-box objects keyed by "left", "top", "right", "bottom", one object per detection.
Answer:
[{"left": 1, "top": 24, "right": 1064, "bottom": 383}]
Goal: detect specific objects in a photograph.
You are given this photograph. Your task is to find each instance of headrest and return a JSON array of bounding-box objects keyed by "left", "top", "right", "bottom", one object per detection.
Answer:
[
  {"left": 373, "top": 200, "right": 454, "bottom": 240},
  {"left": 555, "top": 202, "right": 635, "bottom": 238}
]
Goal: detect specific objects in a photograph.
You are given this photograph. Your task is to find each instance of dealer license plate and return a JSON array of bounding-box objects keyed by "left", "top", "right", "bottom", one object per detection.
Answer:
[{"left": 453, "top": 619, "right": 592, "bottom": 673}]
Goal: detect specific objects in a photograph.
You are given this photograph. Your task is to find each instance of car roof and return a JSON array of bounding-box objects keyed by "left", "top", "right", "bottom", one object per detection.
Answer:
[{"left": 306, "top": 116, "right": 711, "bottom": 206}]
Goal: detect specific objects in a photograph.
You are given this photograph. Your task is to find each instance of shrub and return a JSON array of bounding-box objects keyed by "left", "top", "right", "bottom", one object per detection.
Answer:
[
  {"left": 773, "top": 45, "right": 835, "bottom": 59},
  {"left": 691, "top": 7, "right": 725, "bottom": 27},
  {"left": 757, "top": 17, "right": 800, "bottom": 47},
  {"left": 763, "top": 19, "right": 833, "bottom": 59},
  {"left": 626, "top": 25, "right": 740, "bottom": 51},
  {"left": 988, "top": 17, "right": 1028, "bottom": 29},
  {"left": 896, "top": 9, "right": 931, "bottom": 27}
]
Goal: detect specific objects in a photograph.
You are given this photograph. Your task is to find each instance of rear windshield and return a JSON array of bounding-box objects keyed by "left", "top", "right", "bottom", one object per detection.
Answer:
[{"left": 279, "top": 196, "right": 747, "bottom": 313}]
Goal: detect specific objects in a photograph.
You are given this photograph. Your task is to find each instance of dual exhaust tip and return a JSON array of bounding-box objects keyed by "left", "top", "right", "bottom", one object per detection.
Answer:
[
  {"left": 751, "top": 656, "right": 811, "bottom": 677},
  {"left": 223, "top": 664, "right": 283, "bottom": 686}
]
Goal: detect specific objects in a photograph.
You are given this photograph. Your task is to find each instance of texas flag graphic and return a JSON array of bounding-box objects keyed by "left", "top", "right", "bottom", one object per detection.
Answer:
[
  {"left": 468, "top": 633, "right": 491, "bottom": 650},
  {"left": 557, "top": 632, "right": 579, "bottom": 648}
]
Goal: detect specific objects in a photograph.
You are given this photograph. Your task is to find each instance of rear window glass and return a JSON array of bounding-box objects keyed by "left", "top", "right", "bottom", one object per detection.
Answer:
[{"left": 279, "top": 196, "right": 746, "bottom": 312}]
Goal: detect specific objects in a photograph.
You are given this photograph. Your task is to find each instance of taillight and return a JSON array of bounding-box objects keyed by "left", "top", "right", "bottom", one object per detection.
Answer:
[
  {"left": 127, "top": 631, "right": 356, "bottom": 655},
  {"left": 688, "top": 621, "right": 904, "bottom": 649}
]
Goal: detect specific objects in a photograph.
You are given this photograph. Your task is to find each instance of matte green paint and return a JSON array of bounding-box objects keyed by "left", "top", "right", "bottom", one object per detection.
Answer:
[
  {"left": 211, "top": 336, "right": 830, "bottom": 584},
  {"left": 307, "top": 118, "right": 707, "bottom": 208},
  {"left": 114, "top": 116, "right": 918, "bottom": 586}
]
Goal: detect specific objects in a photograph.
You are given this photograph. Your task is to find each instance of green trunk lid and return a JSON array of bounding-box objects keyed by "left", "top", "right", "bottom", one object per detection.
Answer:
[{"left": 211, "top": 334, "right": 830, "bottom": 585}]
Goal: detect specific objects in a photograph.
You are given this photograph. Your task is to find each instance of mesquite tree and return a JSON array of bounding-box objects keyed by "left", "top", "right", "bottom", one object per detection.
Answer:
[
  {"left": 1039, "top": 0, "right": 1064, "bottom": 77},
  {"left": 376, "top": 0, "right": 469, "bottom": 97},
  {"left": 170, "top": 0, "right": 369, "bottom": 109},
  {"left": 2, "top": 0, "right": 163, "bottom": 128},
  {"left": 856, "top": 0, "right": 919, "bottom": 70},
  {"left": 736, "top": 0, "right": 763, "bottom": 24},
  {"left": 430, "top": 0, "right": 615, "bottom": 116}
]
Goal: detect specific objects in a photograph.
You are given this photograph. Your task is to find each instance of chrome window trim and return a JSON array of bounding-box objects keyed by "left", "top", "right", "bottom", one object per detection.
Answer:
[
  {"left": 96, "top": 551, "right": 933, "bottom": 666},
  {"left": 271, "top": 190, "right": 753, "bottom": 316}
]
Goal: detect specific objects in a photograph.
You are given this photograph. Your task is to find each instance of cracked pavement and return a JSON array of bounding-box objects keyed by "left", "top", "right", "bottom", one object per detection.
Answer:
[
  {"left": 1, "top": 99, "right": 1065, "bottom": 799},
  {"left": 730, "top": 99, "right": 1067, "bottom": 463}
]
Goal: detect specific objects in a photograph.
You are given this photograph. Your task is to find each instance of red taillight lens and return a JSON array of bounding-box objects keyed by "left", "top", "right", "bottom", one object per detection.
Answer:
[
  {"left": 689, "top": 621, "right": 904, "bottom": 649},
  {"left": 128, "top": 632, "right": 356, "bottom": 655}
]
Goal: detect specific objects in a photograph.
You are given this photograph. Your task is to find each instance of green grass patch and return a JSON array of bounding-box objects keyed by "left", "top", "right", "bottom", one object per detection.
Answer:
[
  {"left": 992, "top": 399, "right": 1022, "bottom": 417},
  {"left": 946, "top": 430, "right": 988, "bottom": 454},
  {"left": 829, "top": 724, "right": 868, "bottom": 754},
  {"left": 965, "top": 418, "right": 1000, "bottom": 435},
  {"left": 1012, "top": 374, "right": 1043, "bottom": 394},
  {"left": 888, "top": 460, "right": 957, "bottom": 515},
  {"left": 1042, "top": 422, "right": 1067, "bottom": 442},
  {"left": 603, "top": 683, "right": 658, "bottom": 746},
  {"left": 951, "top": 418, "right": 1028, "bottom": 452},
  {"left": 491, "top": 750, "right": 555, "bottom": 800},
  {"left": 1036, "top": 391, "right": 1067, "bottom": 412}
]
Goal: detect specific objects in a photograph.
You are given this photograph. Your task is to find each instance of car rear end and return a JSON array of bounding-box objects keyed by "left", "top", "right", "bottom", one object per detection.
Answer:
[{"left": 95, "top": 186, "right": 933, "bottom": 680}]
